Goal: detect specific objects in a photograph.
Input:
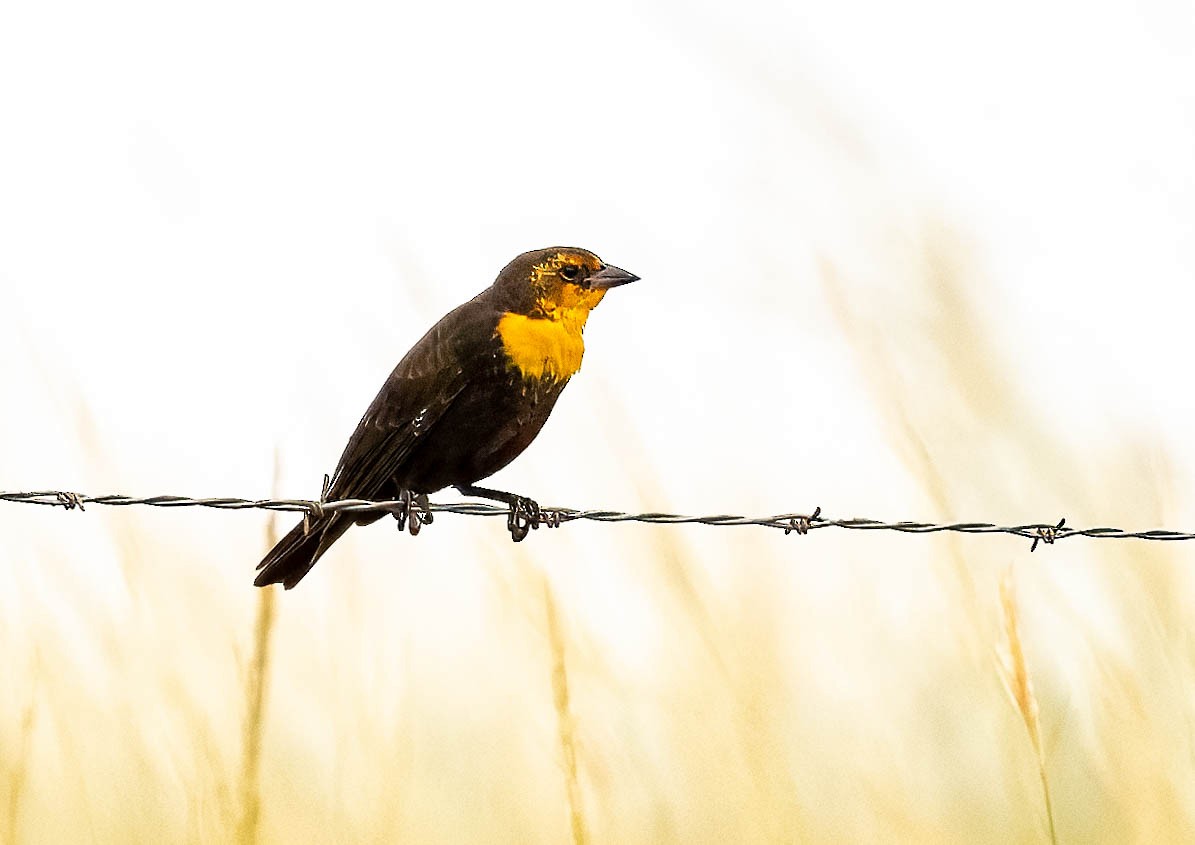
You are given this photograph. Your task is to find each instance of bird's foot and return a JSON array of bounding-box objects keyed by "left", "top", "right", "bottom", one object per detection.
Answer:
[
  {"left": 454, "top": 484, "right": 545, "bottom": 542},
  {"left": 394, "top": 490, "right": 433, "bottom": 536},
  {"left": 507, "top": 495, "right": 541, "bottom": 542}
]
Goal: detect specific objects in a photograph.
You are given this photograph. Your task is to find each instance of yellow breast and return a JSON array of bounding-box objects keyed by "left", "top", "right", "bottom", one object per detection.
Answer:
[{"left": 496, "top": 311, "right": 586, "bottom": 382}]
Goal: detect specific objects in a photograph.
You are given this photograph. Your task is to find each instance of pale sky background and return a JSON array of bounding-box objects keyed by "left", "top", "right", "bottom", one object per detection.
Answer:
[
  {"left": 0, "top": 0, "right": 1193, "bottom": 609},
  {"left": 3, "top": 0, "right": 1193, "bottom": 508}
]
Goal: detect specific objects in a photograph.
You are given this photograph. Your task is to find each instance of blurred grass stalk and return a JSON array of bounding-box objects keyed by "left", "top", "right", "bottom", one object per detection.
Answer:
[
  {"left": 3, "top": 681, "right": 36, "bottom": 843},
  {"left": 997, "top": 566, "right": 1057, "bottom": 845},
  {"left": 542, "top": 577, "right": 587, "bottom": 845},
  {"left": 236, "top": 454, "right": 281, "bottom": 844}
]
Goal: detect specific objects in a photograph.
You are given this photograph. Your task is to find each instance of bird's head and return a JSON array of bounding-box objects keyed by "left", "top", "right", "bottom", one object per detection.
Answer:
[{"left": 494, "top": 247, "right": 638, "bottom": 323}]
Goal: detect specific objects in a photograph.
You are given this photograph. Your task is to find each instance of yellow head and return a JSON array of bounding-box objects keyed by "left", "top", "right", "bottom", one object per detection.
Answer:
[{"left": 492, "top": 247, "right": 638, "bottom": 382}]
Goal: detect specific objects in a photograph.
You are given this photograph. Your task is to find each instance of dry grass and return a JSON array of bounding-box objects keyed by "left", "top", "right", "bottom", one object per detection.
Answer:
[
  {"left": 996, "top": 566, "right": 1056, "bottom": 844},
  {"left": 542, "top": 576, "right": 587, "bottom": 845},
  {"left": 2, "top": 667, "right": 36, "bottom": 844},
  {"left": 235, "top": 453, "right": 282, "bottom": 844},
  {"left": 3, "top": 211, "right": 1193, "bottom": 843}
]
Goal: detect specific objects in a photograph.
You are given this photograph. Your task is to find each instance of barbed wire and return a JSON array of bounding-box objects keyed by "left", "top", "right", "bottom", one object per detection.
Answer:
[{"left": 3, "top": 489, "right": 1194, "bottom": 551}]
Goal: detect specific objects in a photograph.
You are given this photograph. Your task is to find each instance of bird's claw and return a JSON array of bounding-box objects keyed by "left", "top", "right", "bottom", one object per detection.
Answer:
[
  {"left": 395, "top": 490, "right": 433, "bottom": 536},
  {"left": 507, "top": 496, "right": 541, "bottom": 542}
]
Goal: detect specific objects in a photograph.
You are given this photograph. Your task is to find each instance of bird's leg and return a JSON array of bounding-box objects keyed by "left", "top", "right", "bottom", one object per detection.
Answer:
[
  {"left": 455, "top": 483, "right": 541, "bottom": 542},
  {"left": 394, "top": 490, "right": 433, "bottom": 536}
]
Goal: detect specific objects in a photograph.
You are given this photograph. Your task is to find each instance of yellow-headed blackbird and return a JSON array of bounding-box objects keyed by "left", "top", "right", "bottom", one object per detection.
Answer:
[{"left": 255, "top": 246, "right": 638, "bottom": 589}]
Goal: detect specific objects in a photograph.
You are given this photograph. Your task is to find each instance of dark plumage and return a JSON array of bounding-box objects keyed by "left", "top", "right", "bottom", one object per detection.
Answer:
[{"left": 255, "top": 246, "right": 637, "bottom": 588}]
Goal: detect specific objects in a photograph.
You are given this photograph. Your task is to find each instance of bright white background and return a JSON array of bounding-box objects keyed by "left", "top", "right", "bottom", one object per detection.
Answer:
[{"left": 2, "top": 0, "right": 1193, "bottom": 508}]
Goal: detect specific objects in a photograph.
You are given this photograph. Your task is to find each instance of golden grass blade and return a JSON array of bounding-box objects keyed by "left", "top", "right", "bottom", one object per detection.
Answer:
[
  {"left": 543, "top": 577, "right": 588, "bottom": 845},
  {"left": 236, "top": 451, "right": 282, "bottom": 844},
  {"left": 997, "top": 566, "right": 1057, "bottom": 845},
  {"left": 2, "top": 673, "right": 37, "bottom": 844}
]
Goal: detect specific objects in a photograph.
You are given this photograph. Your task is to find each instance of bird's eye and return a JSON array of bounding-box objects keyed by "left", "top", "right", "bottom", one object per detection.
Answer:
[{"left": 560, "top": 264, "right": 580, "bottom": 281}]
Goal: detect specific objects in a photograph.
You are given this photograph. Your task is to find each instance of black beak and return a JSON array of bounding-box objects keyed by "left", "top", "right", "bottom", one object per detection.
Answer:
[{"left": 588, "top": 264, "right": 639, "bottom": 290}]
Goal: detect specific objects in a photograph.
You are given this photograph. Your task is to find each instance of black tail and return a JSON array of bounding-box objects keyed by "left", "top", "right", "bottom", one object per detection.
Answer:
[{"left": 255, "top": 514, "right": 353, "bottom": 589}]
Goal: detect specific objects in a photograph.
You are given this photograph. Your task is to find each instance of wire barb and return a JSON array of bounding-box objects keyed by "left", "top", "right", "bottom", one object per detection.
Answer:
[
  {"left": 55, "top": 491, "right": 85, "bottom": 511},
  {"left": 784, "top": 506, "right": 822, "bottom": 536},
  {"left": 302, "top": 474, "right": 333, "bottom": 535},
  {"left": 1030, "top": 518, "right": 1066, "bottom": 552},
  {"left": 2, "top": 491, "right": 1194, "bottom": 547}
]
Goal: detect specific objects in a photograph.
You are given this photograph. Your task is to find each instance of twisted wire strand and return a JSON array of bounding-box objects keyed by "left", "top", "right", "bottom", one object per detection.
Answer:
[{"left": 3, "top": 490, "right": 1193, "bottom": 550}]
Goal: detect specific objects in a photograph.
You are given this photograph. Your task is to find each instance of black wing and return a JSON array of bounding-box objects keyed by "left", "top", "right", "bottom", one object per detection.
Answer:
[
  {"left": 325, "top": 295, "right": 497, "bottom": 510},
  {"left": 255, "top": 293, "right": 500, "bottom": 589}
]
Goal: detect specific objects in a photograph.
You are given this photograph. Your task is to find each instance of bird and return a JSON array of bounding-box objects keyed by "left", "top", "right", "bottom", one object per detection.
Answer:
[{"left": 255, "top": 246, "right": 638, "bottom": 589}]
